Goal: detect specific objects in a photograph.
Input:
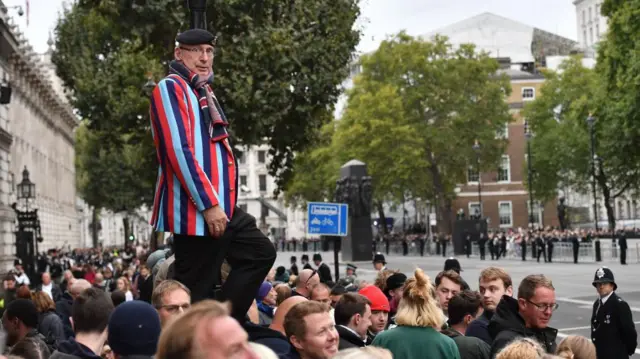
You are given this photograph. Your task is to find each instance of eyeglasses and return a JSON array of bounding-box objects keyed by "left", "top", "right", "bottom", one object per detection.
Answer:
[
  {"left": 526, "top": 300, "right": 559, "bottom": 312},
  {"left": 179, "top": 46, "right": 215, "bottom": 58},
  {"left": 158, "top": 303, "right": 190, "bottom": 313}
]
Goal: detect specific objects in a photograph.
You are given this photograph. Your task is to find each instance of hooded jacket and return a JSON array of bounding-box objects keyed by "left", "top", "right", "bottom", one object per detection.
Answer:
[
  {"left": 442, "top": 328, "right": 490, "bottom": 359},
  {"left": 488, "top": 295, "right": 557, "bottom": 357}
]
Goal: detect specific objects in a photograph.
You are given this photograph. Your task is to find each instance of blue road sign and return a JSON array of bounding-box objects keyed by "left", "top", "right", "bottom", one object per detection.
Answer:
[{"left": 307, "top": 202, "right": 348, "bottom": 236}]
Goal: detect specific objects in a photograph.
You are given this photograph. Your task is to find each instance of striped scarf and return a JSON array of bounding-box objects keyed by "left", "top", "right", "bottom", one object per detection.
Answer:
[{"left": 168, "top": 60, "right": 229, "bottom": 141}]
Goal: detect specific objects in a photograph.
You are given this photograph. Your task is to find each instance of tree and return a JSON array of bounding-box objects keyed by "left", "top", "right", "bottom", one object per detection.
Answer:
[
  {"left": 286, "top": 33, "right": 513, "bottom": 234},
  {"left": 53, "top": 0, "right": 362, "bottom": 201},
  {"left": 356, "top": 33, "right": 512, "bottom": 233},
  {"left": 523, "top": 56, "right": 638, "bottom": 230},
  {"left": 75, "top": 124, "right": 156, "bottom": 246}
]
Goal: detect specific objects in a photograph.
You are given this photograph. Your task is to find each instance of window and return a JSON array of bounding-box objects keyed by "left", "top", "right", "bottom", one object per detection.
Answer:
[
  {"left": 240, "top": 175, "right": 247, "bottom": 187},
  {"left": 257, "top": 151, "right": 266, "bottom": 164},
  {"left": 596, "top": 24, "right": 600, "bottom": 39},
  {"left": 596, "top": 4, "right": 600, "bottom": 16},
  {"left": 495, "top": 123, "right": 509, "bottom": 139},
  {"left": 239, "top": 204, "right": 248, "bottom": 212},
  {"left": 468, "top": 202, "right": 482, "bottom": 219},
  {"left": 527, "top": 201, "right": 542, "bottom": 226},
  {"left": 589, "top": 28, "right": 594, "bottom": 44},
  {"left": 498, "top": 155, "right": 510, "bottom": 182},
  {"left": 522, "top": 87, "right": 535, "bottom": 101},
  {"left": 238, "top": 152, "right": 245, "bottom": 164},
  {"left": 583, "top": 30, "right": 587, "bottom": 45},
  {"left": 467, "top": 166, "right": 479, "bottom": 183},
  {"left": 259, "top": 174, "right": 267, "bottom": 192},
  {"left": 499, "top": 202, "right": 513, "bottom": 227},
  {"left": 582, "top": 10, "right": 586, "bottom": 24},
  {"left": 589, "top": 7, "right": 592, "bottom": 21}
]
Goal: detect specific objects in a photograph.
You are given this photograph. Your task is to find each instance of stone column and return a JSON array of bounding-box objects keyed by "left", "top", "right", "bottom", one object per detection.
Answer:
[{"left": 337, "top": 160, "right": 373, "bottom": 262}]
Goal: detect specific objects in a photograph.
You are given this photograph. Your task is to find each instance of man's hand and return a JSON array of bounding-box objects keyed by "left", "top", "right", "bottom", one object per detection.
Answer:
[{"left": 203, "top": 205, "right": 228, "bottom": 238}]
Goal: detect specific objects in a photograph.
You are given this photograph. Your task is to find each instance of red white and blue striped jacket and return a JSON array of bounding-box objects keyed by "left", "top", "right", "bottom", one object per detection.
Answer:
[{"left": 149, "top": 75, "right": 237, "bottom": 236}]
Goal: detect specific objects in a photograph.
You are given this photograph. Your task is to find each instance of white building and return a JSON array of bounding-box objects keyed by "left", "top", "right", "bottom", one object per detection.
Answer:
[
  {"left": 0, "top": 4, "right": 82, "bottom": 270},
  {"left": 574, "top": 0, "right": 607, "bottom": 51},
  {"left": 236, "top": 145, "right": 307, "bottom": 239}
]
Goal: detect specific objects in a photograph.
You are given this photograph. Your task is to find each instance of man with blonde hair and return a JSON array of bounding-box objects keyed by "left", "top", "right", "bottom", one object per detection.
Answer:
[
  {"left": 466, "top": 267, "right": 513, "bottom": 345},
  {"left": 285, "top": 301, "right": 339, "bottom": 359},
  {"left": 156, "top": 300, "right": 257, "bottom": 359},
  {"left": 152, "top": 280, "right": 191, "bottom": 327}
]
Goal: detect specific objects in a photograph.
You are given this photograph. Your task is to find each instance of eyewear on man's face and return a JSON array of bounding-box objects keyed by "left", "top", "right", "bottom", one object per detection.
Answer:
[
  {"left": 179, "top": 46, "right": 215, "bottom": 58},
  {"left": 526, "top": 299, "right": 558, "bottom": 312}
]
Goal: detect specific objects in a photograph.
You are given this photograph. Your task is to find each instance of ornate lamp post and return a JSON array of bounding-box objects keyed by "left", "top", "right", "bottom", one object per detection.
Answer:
[
  {"left": 12, "top": 166, "right": 42, "bottom": 283},
  {"left": 472, "top": 140, "right": 482, "bottom": 218},
  {"left": 188, "top": 0, "right": 208, "bottom": 29},
  {"left": 587, "top": 114, "right": 599, "bottom": 231},
  {"left": 525, "top": 120, "right": 535, "bottom": 228}
]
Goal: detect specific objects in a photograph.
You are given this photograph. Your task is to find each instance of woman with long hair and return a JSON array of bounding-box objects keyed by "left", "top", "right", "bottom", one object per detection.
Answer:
[
  {"left": 116, "top": 276, "right": 133, "bottom": 301},
  {"left": 371, "top": 268, "right": 460, "bottom": 359},
  {"left": 31, "top": 291, "right": 65, "bottom": 345}
]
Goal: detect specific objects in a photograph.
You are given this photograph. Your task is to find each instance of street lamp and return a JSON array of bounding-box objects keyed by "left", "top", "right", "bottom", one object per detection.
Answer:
[
  {"left": 586, "top": 114, "right": 599, "bottom": 231},
  {"left": 472, "top": 140, "right": 482, "bottom": 218},
  {"left": 188, "top": 0, "right": 208, "bottom": 30},
  {"left": 525, "top": 120, "right": 535, "bottom": 228},
  {"left": 17, "top": 166, "right": 36, "bottom": 210}
]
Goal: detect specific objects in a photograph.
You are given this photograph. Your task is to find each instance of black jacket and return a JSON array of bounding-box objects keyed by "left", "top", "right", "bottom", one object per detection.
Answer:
[
  {"left": 55, "top": 292, "right": 75, "bottom": 340},
  {"left": 336, "top": 325, "right": 365, "bottom": 350},
  {"left": 243, "top": 322, "right": 300, "bottom": 359},
  {"left": 466, "top": 310, "right": 493, "bottom": 345},
  {"left": 442, "top": 328, "right": 491, "bottom": 359},
  {"left": 317, "top": 263, "right": 332, "bottom": 284},
  {"left": 591, "top": 292, "right": 637, "bottom": 359},
  {"left": 37, "top": 284, "right": 63, "bottom": 303},
  {"left": 488, "top": 296, "right": 557, "bottom": 357}
]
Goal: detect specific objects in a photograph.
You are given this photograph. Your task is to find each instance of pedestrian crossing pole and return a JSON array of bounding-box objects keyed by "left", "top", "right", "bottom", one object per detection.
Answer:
[{"left": 188, "top": 0, "right": 207, "bottom": 29}]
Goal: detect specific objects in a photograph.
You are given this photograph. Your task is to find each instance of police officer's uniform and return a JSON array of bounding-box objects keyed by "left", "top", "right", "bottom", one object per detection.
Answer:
[{"left": 591, "top": 267, "right": 638, "bottom": 359}]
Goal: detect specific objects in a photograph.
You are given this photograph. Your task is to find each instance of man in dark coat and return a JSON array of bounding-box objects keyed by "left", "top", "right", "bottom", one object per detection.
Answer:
[
  {"left": 591, "top": 267, "right": 637, "bottom": 359},
  {"left": 489, "top": 274, "right": 558, "bottom": 356},
  {"left": 312, "top": 254, "right": 332, "bottom": 284}
]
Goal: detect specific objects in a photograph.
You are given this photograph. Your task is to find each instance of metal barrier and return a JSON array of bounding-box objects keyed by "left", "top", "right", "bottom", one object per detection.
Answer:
[{"left": 280, "top": 240, "right": 640, "bottom": 264}]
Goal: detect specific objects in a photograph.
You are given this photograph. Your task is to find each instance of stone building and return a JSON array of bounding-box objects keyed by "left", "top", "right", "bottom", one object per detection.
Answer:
[
  {"left": 0, "top": 4, "right": 81, "bottom": 270},
  {"left": 574, "top": 0, "right": 607, "bottom": 51}
]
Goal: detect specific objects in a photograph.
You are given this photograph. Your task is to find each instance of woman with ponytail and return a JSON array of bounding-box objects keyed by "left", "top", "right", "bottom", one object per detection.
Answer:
[{"left": 371, "top": 268, "right": 460, "bottom": 359}]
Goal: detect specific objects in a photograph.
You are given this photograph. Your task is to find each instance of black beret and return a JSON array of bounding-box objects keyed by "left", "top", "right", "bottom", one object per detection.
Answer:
[{"left": 176, "top": 29, "right": 216, "bottom": 46}]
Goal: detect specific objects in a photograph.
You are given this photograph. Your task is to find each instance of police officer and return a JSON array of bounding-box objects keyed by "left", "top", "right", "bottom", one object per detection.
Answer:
[
  {"left": 373, "top": 253, "right": 386, "bottom": 271},
  {"left": 591, "top": 267, "right": 637, "bottom": 359}
]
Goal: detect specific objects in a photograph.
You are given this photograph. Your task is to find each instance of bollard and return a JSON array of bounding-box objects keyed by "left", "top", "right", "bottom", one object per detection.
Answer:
[{"left": 595, "top": 239, "right": 602, "bottom": 262}]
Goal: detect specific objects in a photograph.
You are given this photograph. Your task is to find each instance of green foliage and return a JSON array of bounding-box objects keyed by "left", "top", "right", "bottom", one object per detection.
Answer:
[
  {"left": 54, "top": 0, "right": 362, "bottom": 209},
  {"left": 523, "top": 56, "right": 637, "bottom": 229},
  {"left": 75, "top": 124, "right": 157, "bottom": 214},
  {"left": 285, "top": 33, "right": 513, "bottom": 232}
]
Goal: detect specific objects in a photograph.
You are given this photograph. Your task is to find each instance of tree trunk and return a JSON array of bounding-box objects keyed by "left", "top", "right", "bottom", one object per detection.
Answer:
[
  {"left": 427, "top": 153, "right": 452, "bottom": 234},
  {"left": 91, "top": 207, "right": 99, "bottom": 248},
  {"left": 123, "top": 216, "right": 130, "bottom": 248},
  {"left": 376, "top": 202, "right": 387, "bottom": 235},
  {"left": 597, "top": 170, "right": 616, "bottom": 230}
]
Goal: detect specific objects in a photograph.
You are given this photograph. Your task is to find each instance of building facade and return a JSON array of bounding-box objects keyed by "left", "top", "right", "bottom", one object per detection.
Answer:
[
  {"left": 236, "top": 145, "right": 307, "bottom": 239},
  {"left": 452, "top": 68, "right": 558, "bottom": 230},
  {"left": 0, "top": 4, "right": 81, "bottom": 270},
  {"left": 574, "top": 0, "right": 607, "bottom": 50}
]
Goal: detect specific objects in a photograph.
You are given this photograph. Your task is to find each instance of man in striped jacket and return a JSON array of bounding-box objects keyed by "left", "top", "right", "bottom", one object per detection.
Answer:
[{"left": 149, "top": 28, "right": 276, "bottom": 321}]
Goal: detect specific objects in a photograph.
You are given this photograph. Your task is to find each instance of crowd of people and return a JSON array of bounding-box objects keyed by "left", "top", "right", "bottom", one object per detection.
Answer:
[{"left": 0, "top": 239, "right": 636, "bottom": 359}]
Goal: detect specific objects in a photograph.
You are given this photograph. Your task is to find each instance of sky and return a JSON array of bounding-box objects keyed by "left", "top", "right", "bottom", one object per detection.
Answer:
[{"left": 10, "top": 0, "right": 577, "bottom": 55}]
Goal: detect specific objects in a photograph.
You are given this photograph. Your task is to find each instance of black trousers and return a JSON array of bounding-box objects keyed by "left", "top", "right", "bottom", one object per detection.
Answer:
[
  {"left": 173, "top": 207, "right": 276, "bottom": 322},
  {"left": 620, "top": 247, "right": 627, "bottom": 264}
]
